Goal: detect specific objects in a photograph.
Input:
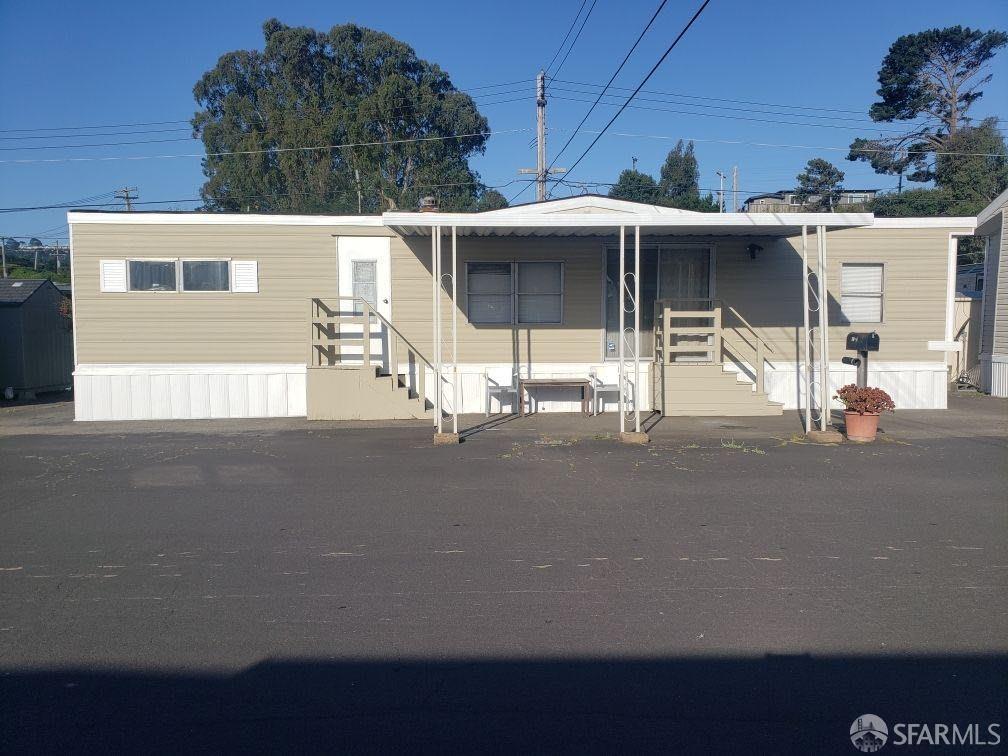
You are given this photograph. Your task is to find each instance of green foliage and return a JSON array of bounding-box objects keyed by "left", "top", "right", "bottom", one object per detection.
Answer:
[
  {"left": 934, "top": 118, "right": 1008, "bottom": 204},
  {"left": 5, "top": 266, "right": 70, "bottom": 284},
  {"left": 192, "top": 19, "right": 490, "bottom": 214},
  {"left": 475, "top": 189, "right": 508, "bottom": 212},
  {"left": 870, "top": 26, "right": 1006, "bottom": 125},
  {"left": 661, "top": 192, "right": 720, "bottom": 212},
  {"left": 848, "top": 26, "right": 1007, "bottom": 183},
  {"left": 658, "top": 140, "right": 699, "bottom": 198},
  {"left": 869, "top": 188, "right": 986, "bottom": 217},
  {"left": 608, "top": 169, "right": 660, "bottom": 203},
  {"left": 794, "top": 158, "right": 845, "bottom": 210},
  {"left": 606, "top": 144, "right": 719, "bottom": 212},
  {"left": 958, "top": 236, "right": 986, "bottom": 264}
]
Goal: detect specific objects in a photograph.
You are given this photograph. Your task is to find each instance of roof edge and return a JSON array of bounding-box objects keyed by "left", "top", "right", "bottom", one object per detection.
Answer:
[{"left": 67, "top": 211, "right": 385, "bottom": 226}]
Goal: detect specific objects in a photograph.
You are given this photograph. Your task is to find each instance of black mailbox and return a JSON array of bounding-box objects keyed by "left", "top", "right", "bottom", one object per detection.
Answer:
[{"left": 846, "top": 331, "right": 880, "bottom": 352}]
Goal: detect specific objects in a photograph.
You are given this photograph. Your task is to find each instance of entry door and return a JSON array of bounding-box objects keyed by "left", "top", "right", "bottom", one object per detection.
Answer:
[
  {"left": 337, "top": 237, "right": 392, "bottom": 370},
  {"left": 659, "top": 246, "right": 713, "bottom": 362}
]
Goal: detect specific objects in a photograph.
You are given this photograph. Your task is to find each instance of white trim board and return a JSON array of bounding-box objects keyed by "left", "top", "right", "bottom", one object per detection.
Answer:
[
  {"left": 67, "top": 211, "right": 385, "bottom": 227},
  {"left": 870, "top": 217, "right": 976, "bottom": 229}
]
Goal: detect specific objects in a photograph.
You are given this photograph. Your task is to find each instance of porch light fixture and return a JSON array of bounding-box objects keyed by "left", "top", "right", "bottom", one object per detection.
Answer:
[{"left": 747, "top": 243, "right": 763, "bottom": 260}]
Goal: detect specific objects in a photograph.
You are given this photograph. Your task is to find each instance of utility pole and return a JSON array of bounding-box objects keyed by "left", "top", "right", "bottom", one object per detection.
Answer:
[
  {"left": 733, "top": 166, "right": 739, "bottom": 212},
  {"left": 1, "top": 237, "right": 6, "bottom": 278},
  {"left": 519, "top": 71, "right": 564, "bottom": 201},
  {"left": 115, "top": 186, "right": 138, "bottom": 211},
  {"left": 715, "top": 171, "right": 726, "bottom": 213},
  {"left": 631, "top": 156, "right": 638, "bottom": 171},
  {"left": 354, "top": 168, "right": 363, "bottom": 214},
  {"left": 536, "top": 70, "right": 546, "bottom": 201}
]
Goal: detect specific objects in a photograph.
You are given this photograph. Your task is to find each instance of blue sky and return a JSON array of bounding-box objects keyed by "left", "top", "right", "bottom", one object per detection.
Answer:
[{"left": 1, "top": 0, "right": 1005, "bottom": 241}]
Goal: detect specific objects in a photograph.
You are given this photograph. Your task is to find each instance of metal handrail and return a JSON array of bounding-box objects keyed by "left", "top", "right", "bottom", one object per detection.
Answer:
[{"left": 725, "top": 304, "right": 774, "bottom": 356}]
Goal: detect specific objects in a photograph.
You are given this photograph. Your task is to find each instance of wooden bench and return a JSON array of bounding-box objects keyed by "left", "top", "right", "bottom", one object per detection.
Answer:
[{"left": 517, "top": 378, "right": 592, "bottom": 416}]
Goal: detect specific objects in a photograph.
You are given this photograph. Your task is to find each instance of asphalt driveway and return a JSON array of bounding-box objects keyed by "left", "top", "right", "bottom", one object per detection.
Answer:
[{"left": 1, "top": 395, "right": 1005, "bottom": 753}]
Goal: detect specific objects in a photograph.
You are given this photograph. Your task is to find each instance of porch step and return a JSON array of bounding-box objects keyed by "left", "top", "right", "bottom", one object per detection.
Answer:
[
  {"left": 662, "top": 404, "right": 784, "bottom": 417},
  {"left": 653, "top": 362, "right": 783, "bottom": 417},
  {"left": 306, "top": 366, "right": 432, "bottom": 420}
]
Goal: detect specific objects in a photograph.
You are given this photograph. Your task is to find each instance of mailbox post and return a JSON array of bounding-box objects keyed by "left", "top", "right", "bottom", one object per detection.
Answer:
[{"left": 842, "top": 332, "right": 880, "bottom": 388}]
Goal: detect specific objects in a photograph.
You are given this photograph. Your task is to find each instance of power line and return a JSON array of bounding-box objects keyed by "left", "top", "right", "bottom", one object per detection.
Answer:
[
  {"left": 0, "top": 127, "right": 193, "bottom": 141},
  {"left": 560, "top": 0, "right": 714, "bottom": 185},
  {"left": 550, "top": 86, "right": 938, "bottom": 131},
  {"left": 551, "top": 0, "right": 599, "bottom": 80},
  {"left": 589, "top": 127, "right": 1008, "bottom": 157},
  {"left": 546, "top": 0, "right": 670, "bottom": 184},
  {"left": 544, "top": 0, "right": 590, "bottom": 75},
  {"left": 0, "top": 78, "right": 534, "bottom": 135},
  {"left": 552, "top": 93, "right": 936, "bottom": 133},
  {"left": 0, "top": 137, "right": 196, "bottom": 152},
  {"left": 551, "top": 77, "right": 877, "bottom": 116},
  {"left": 0, "top": 127, "right": 534, "bottom": 165},
  {"left": 0, "top": 179, "right": 535, "bottom": 214},
  {"left": 0, "top": 119, "right": 191, "bottom": 133}
]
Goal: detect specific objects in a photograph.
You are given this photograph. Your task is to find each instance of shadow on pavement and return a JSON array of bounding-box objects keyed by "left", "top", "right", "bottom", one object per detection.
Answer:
[{"left": 3, "top": 654, "right": 1004, "bottom": 753}]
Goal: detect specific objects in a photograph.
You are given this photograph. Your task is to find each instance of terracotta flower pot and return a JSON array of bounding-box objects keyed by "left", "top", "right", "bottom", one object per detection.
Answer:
[{"left": 844, "top": 411, "right": 880, "bottom": 442}]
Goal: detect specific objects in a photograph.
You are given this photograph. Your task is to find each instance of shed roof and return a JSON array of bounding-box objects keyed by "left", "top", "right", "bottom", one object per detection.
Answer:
[{"left": 0, "top": 278, "right": 49, "bottom": 306}]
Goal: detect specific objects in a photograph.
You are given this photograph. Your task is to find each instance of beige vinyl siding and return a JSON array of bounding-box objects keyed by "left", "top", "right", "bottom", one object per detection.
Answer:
[
  {"left": 388, "top": 226, "right": 964, "bottom": 365},
  {"left": 72, "top": 223, "right": 390, "bottom": 363},
  {"left": 73, "top": 220, "right": 966, "bottom": 368},
  {"left": 391, "top": 235, "right": 605, "bottom": 363},
  {"left": 816, "top": 226, "right": 963, "bottom": 362},
  {"left": 994, "top": 210, "right": 1008, "bottom": 355}
]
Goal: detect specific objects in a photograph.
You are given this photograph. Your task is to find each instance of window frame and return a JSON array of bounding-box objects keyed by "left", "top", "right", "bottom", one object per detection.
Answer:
[
  {"left": 465, "top": 260, "right": 565, "bottom": 326},
  {"left": 180, "top": 258, "right": 232, "bottom": 293},
  {"left": 126, "top": 258, "right": 180, "bottom": 293},
  {"left": 840, "top": 261, "right": 886, "bottom": 324},
  {"left": 515, "top": 260, "right": 564, "bottom": 326}
]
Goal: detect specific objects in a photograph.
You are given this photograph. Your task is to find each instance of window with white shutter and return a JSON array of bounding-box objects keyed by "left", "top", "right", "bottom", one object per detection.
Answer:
[
  {"left": 841, "top": 263, "right": 884, "bottom": 323},
  {"left": 182, "top": 260, "right": 230, "bottom": 291},
  {"left": 99, "top": 259, "right": 128, "bottom": 292},
  {"left": 230, "top": 260, "right": 259, "bottom": 293},
  {"left": 128, "top": 260, "right": 177, "bottom": 292}
]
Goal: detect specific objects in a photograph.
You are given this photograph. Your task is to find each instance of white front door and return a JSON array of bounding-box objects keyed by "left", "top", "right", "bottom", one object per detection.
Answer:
[{"left": 337, "top": 237, "right": 392, "bottom": 370}]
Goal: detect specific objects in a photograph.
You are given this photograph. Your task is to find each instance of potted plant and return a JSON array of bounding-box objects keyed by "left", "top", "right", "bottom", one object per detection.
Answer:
[{"left": 834, "top": 385, "right": 895, "bottom": 442}]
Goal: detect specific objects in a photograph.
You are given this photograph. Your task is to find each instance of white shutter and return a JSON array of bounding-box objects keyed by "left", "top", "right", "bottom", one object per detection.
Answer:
[
  {"left": 841, "top": 263, "right": 883, "bottom": 322},
  {"left": 99, "top": 260, "right": 128, "bottom": 292},
  {"left": 841, "top": 295, "right": 882, "bottom": 322},
  {"left": 841, "top": 263, "right": 883, "bottom": 293},
  {"left": 231, "top": 260, "right": 259, "bottom": 293}
]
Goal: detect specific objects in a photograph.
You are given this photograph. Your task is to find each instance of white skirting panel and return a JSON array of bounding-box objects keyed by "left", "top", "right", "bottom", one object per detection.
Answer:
[
  {"left": 74, "top": 364, "right": 307, "bottom": 421},
  {"left": 762, "top": 361, "right": 949, "bottom": 410},
  {"left": 981, "top": 355, "right": 1008, "bottom": 398}
]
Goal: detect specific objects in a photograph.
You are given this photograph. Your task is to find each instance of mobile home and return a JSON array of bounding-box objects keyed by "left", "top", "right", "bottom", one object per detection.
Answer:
[{"left": 67, "top": 196, "right": 975, "bottom": 428}]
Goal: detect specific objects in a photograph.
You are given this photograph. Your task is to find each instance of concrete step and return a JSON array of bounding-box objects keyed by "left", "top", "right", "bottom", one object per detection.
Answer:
[
  {"left": 659, "top": 375, "right": 755, "bottom": 390},
  {"left": 371, "top": 373, "right": 432, "bottom": 417},
  {"left": 661, "top": 404, "right": 784, "bottom": 416},
  {"left": 657, "top": 364, "right": 732, "bottom": 377},
  {"left": 654, "top": 362, "right": 783, "bottom": 416},
  {"left": 661, "top": 388, "right": 775, "bottom": 402}
]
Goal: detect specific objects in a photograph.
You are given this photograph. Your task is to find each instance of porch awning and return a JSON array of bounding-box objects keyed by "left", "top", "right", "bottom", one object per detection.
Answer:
[{"left": 381, "top": 210, "right": 874, "bottom": 237}]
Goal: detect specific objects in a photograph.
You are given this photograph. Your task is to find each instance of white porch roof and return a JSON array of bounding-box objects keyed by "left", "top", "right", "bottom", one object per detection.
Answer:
[{"left": 382, "top": 194, "right": 874, "bottom": 237}]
